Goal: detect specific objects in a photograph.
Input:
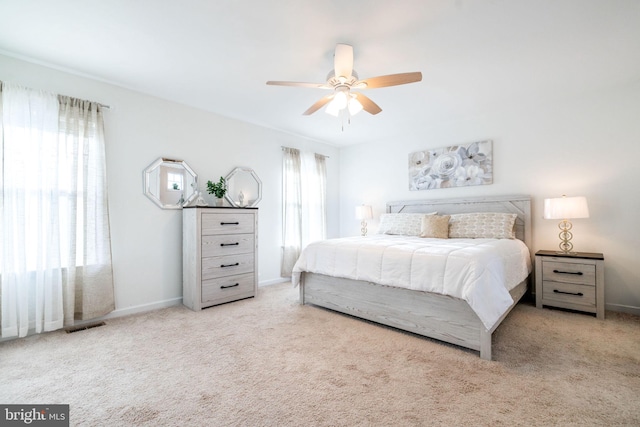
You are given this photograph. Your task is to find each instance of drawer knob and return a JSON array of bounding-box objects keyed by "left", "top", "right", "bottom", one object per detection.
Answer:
[
  {"left": 553, "top": 289, "right": 584, "bottom": 297},
  {"left": 220, "top": 222, "right": 240, "bottom": 225},
  {"left": 220, "top": 262, "right": 240, "bottom": 268},
  {"left": 221, "top": 283, "right": 240, "bottom": 289},
  {"left": 220, "top": 242, "right": 240, "bottom": 247},
  {"left": 552, "top": 269, "right": 583, "bottom": 276}
]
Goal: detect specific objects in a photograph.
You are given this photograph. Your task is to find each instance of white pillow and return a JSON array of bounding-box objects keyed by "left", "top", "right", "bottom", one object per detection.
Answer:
[
  {"left": 377, "top": 212, "right": 437, "bottom": 236},
  {"left": 448, "top": 212, "right": 517, "bottom": 239}
]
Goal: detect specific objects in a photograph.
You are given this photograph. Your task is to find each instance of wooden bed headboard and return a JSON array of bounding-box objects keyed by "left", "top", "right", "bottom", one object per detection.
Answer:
[{"left": 386, "top": 195, "right": 532, "bottom": 252}]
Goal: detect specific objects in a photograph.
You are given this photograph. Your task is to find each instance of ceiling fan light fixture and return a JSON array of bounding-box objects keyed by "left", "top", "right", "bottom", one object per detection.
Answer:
[
  {"left": 325, "top": 100, "right": 341, "bottom": 116},
  {"left": 348, "top": 96, "right": 363, "bottom": 115},
  {"left": 332, "top": 90, "right": 348, "bottom": 109}
]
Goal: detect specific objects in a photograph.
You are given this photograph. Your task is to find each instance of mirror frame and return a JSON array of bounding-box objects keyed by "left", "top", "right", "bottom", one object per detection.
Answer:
[
  {"left": 224, "top": 167, "right": 262, "bottom": 208},
  {"left": 143, "top": 157, "right": 198, "bottom": 209}
]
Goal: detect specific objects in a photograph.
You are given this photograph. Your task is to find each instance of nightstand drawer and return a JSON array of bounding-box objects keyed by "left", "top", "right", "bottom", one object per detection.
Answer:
[
  {"left": 542, "top": 281, "right": 596, "bottom": 308},
  {"left": 542, "top": 261, "right": 596, "bottom": 286}
]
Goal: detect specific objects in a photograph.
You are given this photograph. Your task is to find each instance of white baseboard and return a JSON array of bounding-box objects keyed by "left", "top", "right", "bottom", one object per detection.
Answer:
[
  {"left": 605, "top": 303, "right": 640, "bottom": 317},
  {"left": 79, "top": 282, "right": 289, "bottom": 325},
  {"left": 0, "top": 297, "right": 184, "bottom": 342},
  {"left": 94, "top": 297, "right": 183, "bottom": 323},
  {"left": 259, "top": 278, "right": 290, "bottom": 287},
  {"left": 99, "top": 281, "right": 288, "bottom": 323}
]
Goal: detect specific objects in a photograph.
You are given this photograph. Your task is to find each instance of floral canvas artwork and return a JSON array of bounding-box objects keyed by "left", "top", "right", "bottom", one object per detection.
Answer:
[{"left": 409, "top": 140, "right": 493, "bottom": 190}]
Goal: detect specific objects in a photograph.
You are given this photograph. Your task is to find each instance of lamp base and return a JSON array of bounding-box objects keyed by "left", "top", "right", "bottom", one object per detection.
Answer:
[
  {"left": 557, "top": 219, "right": 574, "bottom": 254},
  {"left": 360, "top": 220, "right": 368, "bottom": 237}
]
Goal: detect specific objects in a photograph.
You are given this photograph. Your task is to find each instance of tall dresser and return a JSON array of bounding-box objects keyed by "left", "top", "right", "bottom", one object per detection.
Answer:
[{"left": 183, "top": 207, "right": 258, "bottom": 310}]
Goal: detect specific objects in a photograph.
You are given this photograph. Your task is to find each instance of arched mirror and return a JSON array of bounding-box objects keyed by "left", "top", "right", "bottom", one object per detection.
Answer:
[
  {"left": 224, "top": 167, "right": 262, "bottom": 208},
  {"left": 143, "top": 157, "right": 198, "bottom": 209}
]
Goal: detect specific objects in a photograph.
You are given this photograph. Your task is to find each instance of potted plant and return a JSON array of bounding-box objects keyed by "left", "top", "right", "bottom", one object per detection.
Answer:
[{"left": 206, "top": 177, "right": 227, "bottom": 206}]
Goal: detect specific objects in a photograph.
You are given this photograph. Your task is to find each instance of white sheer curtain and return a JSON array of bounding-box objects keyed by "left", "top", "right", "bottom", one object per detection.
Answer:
[
  {"left": 0, "top": 83, "right": 114, "bottom": 338},
  {"left": 281, "top": 148, "right": 327, "bottom": 277},
  {"left": 300, "top": 152, "right": 326, "bottom": 246},
  {"left": 281, "top": 147, "right": 302, "bottom": 277},
  {"left": 314, "top": 153, "right": 327, "bottom": 239}
]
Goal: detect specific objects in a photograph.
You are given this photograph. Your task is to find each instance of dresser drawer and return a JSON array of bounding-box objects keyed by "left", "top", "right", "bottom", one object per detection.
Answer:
[
  {"left": 202, "top": 213, "right": 254, "bottom": 235},
  {"left": 202, "top": 253, "right": 254, "bottom": 280},
  {"left": 542, "top": 261, "right": 596, "bottom": 286},
  {"left": 542, "top": 281, "right": 596, "bottom": 308},
  {"left": 202, "top": 234, "right": 254, "bottom": 257},
  {"left": 201, "top": 272, "right": 255, "bottom": 306}
]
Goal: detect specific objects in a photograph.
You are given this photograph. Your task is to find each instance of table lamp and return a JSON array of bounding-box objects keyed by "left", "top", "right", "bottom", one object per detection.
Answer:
[
  {"left": 355, "top": 205, "right": 373, "bottom": 236},
  {"left": 543, "top": 195, "right": 589, "bottom": 254}
]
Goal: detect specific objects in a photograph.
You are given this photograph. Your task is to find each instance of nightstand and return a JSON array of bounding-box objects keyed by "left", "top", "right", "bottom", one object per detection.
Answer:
[{"left": 535, "top": 250, "right": 605, "bottom": 319}]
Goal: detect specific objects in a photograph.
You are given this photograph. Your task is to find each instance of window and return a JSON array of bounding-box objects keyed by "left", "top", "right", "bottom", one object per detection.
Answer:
[
  {"left": 281, "top": 147, "right": 327, "bottom": 276},
  {"left": 1, "top": 82, "right": 115, "bottom": 338}
]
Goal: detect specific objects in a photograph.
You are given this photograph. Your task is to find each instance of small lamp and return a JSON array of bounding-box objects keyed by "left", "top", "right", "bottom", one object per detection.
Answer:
[
  {"left": 543, "top": 195, "right": 589, "bottom": 254},
  {"left": 355, "top": 205, "right": 373, "bottom": 236}
]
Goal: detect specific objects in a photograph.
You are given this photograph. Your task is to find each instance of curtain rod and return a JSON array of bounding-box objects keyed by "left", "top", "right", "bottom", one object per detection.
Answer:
[
  {"left": 281, "top": 146, "right": 330, "bottom": 158},
  {"left": 2, "top": 80, "right": 111, "bottom": 109}
]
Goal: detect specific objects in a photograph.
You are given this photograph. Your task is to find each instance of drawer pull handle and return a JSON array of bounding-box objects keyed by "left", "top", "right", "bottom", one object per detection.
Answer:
[
  {"left": 553, "top": 289, "right": 584, "bottom": 297},
  {"left": 220, "top": 262, "right": 240, "bottom": 268},
  {"left": 220, "top": 242, "right": 239, "bottom": 247},
  {"left": 221, "top": 283, "right": 240, "bottom": 289},
  {"left": 553, "top": 269, "right": 583, "bottom": 276},
  {"left": 220, "top": 222, "right": 239, "bottom": 225}
]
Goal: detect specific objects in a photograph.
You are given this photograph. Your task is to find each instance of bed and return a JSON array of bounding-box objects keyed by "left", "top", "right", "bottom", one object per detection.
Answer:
[{"left": 293, "top": 195, "right": 532, "bottom": 360}]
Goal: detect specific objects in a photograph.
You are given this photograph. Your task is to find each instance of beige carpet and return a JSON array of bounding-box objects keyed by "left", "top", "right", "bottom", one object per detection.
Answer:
[{"left": 1, "top": 282, "right": 639, "bottom": 426}]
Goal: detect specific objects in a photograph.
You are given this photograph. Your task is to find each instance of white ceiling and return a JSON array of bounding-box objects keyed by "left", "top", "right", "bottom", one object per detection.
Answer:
[{"left": 1, "top": 0, "right": 639, "bottom": 147}]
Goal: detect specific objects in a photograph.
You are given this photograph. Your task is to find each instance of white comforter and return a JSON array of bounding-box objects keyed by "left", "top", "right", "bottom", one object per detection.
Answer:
[{"left": 292, "top": 235, "right": 532, "bottom": 329}]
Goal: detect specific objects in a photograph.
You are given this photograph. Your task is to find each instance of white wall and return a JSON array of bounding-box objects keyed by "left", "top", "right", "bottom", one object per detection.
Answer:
[
  {"left": 0, "top": 54, "right": 340, "bottom": 315},
  {"left": 3, "top": 52, "right": 638, "bottom": 317},
  {"left": 339, "top": 80, "right": 640, "bottom": 315}
]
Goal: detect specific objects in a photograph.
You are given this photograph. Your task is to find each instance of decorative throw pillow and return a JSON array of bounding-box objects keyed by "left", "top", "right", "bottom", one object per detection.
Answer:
[
  {"left": 420, "top": 215, "right": 451, "bottom": 239},
  {"left": 448, "top": 212, "right": 517, "bottom": 239},
  {"left": 377, "top": 212, "right": 437, "bottom": 236}
]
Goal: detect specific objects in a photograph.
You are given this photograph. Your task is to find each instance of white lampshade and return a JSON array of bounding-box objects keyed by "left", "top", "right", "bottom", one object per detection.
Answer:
[
  {"left": 544, "top": 196, "right": 589, "bottom": 220},
  {"left": 355, "top": 205, "right": 373, "bottom": 220},
  {"left": 348, "top": 96, "right": 363, "bottom": 115},
  {"left": 325, "top": 98, "right": 341, "bottom": 116},
  {"left": 325, "top": 90, "right": 364, "bottom": 117},
  {"left": 332, "top": 90, "right": 348, "bottom": 109}
]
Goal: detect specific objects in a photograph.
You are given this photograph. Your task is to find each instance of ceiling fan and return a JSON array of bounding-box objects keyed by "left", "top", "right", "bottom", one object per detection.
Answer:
[{"left": 266, "top": 44, "right": 422, "bottom": 118}]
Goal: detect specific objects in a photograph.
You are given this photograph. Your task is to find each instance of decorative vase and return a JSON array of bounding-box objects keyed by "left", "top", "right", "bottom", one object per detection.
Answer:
[
  {"left": 195, "top": 192, "right": 208, "bottom": 207},
  {"left": 215, "top": 197, "right": 224, "bottom": 207}
]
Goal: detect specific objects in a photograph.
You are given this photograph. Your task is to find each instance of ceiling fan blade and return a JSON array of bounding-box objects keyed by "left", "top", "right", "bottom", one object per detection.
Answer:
[
  {"left": 354, "top": 93, "right": 382, "bottom": 115},
  {"left": 357, "top": 72, "right": 422, "bottom": 89},
  {"left": 266, "top": 81, "right": 330, "bottom": 89},
  {"left": 334, "top": 44, "right": 354, "bottom": 80},
  {"left": 303, "top": 95, "right": 333, "bottom": 115}
]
